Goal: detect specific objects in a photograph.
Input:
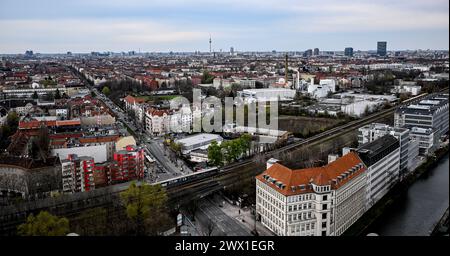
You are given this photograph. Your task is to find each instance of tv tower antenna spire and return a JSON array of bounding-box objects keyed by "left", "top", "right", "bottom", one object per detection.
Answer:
[{"left": 209, "top": 34, "right": 212, "bottom": 53}]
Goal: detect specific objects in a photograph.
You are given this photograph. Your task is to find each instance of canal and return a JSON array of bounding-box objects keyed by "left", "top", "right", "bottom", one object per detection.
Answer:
[{"left": 367, "top": 155, "right": 449, "bottom": 236}]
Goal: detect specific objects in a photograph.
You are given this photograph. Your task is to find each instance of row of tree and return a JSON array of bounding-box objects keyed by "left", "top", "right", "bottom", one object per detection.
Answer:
[
  {"left": 16, "top": 182, "right": 173, "bottom": 236},
  {"left": 207, "top": 134, "right": 252, "bottom": 167},
  {"left": 0, "top": 111, "right": 19, "bottom": 150}
]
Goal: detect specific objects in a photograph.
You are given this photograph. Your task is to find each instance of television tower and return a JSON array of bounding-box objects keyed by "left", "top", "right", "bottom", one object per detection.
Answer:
[{"left": 209, "top": 34, "right": 212, "bottom": 53}]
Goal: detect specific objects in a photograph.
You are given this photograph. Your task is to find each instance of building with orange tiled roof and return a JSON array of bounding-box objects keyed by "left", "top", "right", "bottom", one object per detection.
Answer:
[
  {"left": 256, "top": 152, "right": 368, "bottom": 236},
  {"left": 124, "top": 95, "right": 147, "bottom": 123},
  {"left": 145, "top": 107, "right": 171, "bottom": 136}
]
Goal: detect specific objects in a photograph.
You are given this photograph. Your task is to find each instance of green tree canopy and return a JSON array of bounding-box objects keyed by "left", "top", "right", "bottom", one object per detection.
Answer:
[
  {"left": 120, "top": 182, "right": 172, "bottom": 235},
  {"left": 201, "top": 71, "right": 215, "bottom": 84},
  {"left": 54, "top": 89, "right": 61, "bottom": 99},
  {"left": 207, "top": 141, "right": 223, "bottom": 167},
  {"left": 102, "top": 86, "right": 111, "bottom": 96},
  {"left": 17, "top": 211, "right": 69, "bottom": 236}
]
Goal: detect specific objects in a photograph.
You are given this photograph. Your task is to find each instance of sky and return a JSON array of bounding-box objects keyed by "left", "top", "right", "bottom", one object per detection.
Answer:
[{"left": 0, "top": 0, "right": 448, "bottom": 53}]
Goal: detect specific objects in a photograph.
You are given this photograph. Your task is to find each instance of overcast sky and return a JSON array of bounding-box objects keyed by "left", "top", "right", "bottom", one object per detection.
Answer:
[{"left": 0, "top": 0, "right": 448, "bottom": 53}]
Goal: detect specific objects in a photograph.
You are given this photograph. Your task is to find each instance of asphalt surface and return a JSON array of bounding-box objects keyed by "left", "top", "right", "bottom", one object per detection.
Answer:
[{"left": 196, "top": 198, "right": 252, "bottom": 236}]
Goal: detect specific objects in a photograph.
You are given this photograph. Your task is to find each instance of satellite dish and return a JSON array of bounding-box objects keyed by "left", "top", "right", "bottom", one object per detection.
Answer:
[
  {"left": 367, "top": 233, "right": 379, "bottom": 236},
  {"left": 66, "top": 233, "right": 80, "bottom": 236}
]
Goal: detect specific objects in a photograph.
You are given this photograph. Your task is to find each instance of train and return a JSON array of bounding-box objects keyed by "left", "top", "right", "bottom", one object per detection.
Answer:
[{"left": 156, "top": 167, "right": 220, "bottom": 189}]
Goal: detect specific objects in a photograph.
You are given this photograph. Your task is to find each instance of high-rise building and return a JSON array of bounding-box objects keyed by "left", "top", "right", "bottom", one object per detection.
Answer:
[
  {"left": 313, "top": 48, "right": 319, "bottom": 56},
  {"left": 344, "top": 47, "right": 353, "bottom": 57},
  {"left": 230, "top": 47, "right": 234, "bottom": 55},
  {"left": 303, "top": 49, "right": 313, "bottom": 57},
  {"left": 377, "top": 41, "right": 387, "bottom": 56},
  {"left": 25, "top": 50, "right": 33, "bottom": 57}
]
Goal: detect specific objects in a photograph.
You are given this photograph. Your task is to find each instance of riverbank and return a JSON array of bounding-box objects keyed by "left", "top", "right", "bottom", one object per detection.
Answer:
[
  {"left": 343, "top": 144, "right": 449, "bottom": 236},
  {"left": 431, "top": 207, "right": 449, "bottom": 236}
]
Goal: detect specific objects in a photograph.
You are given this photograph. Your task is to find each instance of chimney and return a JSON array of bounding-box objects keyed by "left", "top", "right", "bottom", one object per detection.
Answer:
[{"left": 266, "top": 158, "right": 280, "bottom": 169}]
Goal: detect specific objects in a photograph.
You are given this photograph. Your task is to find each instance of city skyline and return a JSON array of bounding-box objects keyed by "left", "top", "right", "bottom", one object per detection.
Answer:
[{"left": 0, "top": 0, "right": 449, "bottom": 53}]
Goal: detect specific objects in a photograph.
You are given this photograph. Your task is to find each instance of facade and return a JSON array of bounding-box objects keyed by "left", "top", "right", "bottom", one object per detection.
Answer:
[
  {"left": 344, "top": 47, "right": 354, "bottom": 57},
  {"left": 408, "top": 127, "right": 438, "bottom": 155},
  {"left": 145, "top": 108, "right": 170, "bottom": 136},
  {"left": 61, "top": 154, "right": 96, "bottom": 193},
  {"left": 124, "top": 95, "right": 146, "bottom": 123},
  {"left": 313, "top": 48, "right": 320, "bottom": 56},
  {"left": 169, "top": 106, "right": 193, "bottom": 133},
  {"left": 377, "top": 41, "right": 387, "bottom": 56},
  {"left": 239, "top": 78, "right": 256, "bottom": 88},
  {"left": 395, "top": 93, "right": 449, "bottom": 140},
  {"left": 0, "top": 157, "right": 62, "bottom": 200},
  {"left": 307, "top": 79, "right": 336, "bottom": 99},
  {"left": 358, "top": 123, "right": 417, "bottom": 176},
  {"left": 2, "top": 86, "right": 67, "bottom": 98},
  {"left": 112, "top": 145, "right": 145, "bottom": 182},
  {"left": 255, "top": 152, "right": 367, "bottom": 236},
  {"left": 61, "top": 145, "right": 144, "bottom": 193},
  {"left": 238, "top": 88, "right": 296, "bottom": 102},
  {"left": 356, "top": 135, "right": 400, "bottom": 208}
]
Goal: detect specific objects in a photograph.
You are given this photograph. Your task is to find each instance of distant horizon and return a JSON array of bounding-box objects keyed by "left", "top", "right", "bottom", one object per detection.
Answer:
[
  {"left": 0, "top": 0, "right": 448, "bottom": 53},
  {"left": 1, "top": 48, "right": 449, "bottom": 55}
]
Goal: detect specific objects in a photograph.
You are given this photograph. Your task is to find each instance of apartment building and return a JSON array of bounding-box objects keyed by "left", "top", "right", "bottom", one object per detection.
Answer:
[
  {"left": 61, "top": 154, "right": 95, "bottom": 193},
  {"left": 112, "top": 145, "right": 145, "bottom": 182}
]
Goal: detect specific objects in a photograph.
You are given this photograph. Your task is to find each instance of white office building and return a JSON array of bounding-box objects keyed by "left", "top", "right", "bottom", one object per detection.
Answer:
[
  {"left": 237, "top": 88, "right": 296, "bottom": 103},
  {"left": 358, "top": 123, "right": 417, "bottom": 176},
  {"left": 395, "top": 93, "right": 449, "bottom": 139},
  {"left": 356, "top": 135, "right": 400, "bottom": 208},
  {"left": 256, "top": 152, "right": 367, "bottom": 236}
]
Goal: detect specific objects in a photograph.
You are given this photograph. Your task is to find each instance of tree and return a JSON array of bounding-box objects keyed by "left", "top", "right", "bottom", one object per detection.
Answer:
[
  {"left": 120, "top": 182, "right": 172, "bottom": 235},
  {"left": 201, "top": 71, "right": 215, "bottom": 84},
  {"left": 54, "top": 89, "right": 61, "bottom": 99},
  {"left": 169, "top": 142, "right": 183, "bottom": 156},
  {"left": 71, "top": 207, "right": 107, "bottom": 236},
  {"left": 102, "top": 86, "right": 111, "bottom": 96},
  {"left": 32, "top": 91, "right": 39, "bottom": 99},
  {"left": 7, "top": 111, "right": 19, "bottom": 129},
  {"left": 208, "top": 141, "right": 223, "bottom": 167},
  {"left": 17, "top": 211, "right": 69, "bottom": 236}
]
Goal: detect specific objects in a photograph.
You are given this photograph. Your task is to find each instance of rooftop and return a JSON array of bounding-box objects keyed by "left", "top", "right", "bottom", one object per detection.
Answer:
[
  {"left": 256, "top": 152, "right": 366, "bottom": 196},
  {"left": 176, "top": 133, "right": 223, "bottom": 147}
]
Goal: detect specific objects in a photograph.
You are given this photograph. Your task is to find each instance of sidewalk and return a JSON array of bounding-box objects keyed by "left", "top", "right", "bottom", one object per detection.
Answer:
[{"left": 209, "top": 194, "right": 274, "bottom": 236}]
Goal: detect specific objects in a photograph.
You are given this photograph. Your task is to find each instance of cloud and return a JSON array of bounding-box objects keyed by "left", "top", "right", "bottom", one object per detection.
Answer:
[{"left": 0, "top": 0, "right": 448, "bottom": 52}]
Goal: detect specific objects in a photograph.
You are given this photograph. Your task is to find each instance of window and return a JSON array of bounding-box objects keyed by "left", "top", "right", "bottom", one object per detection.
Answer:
[
  {"left": 322, "top": 221, "right": 327, "bottom": 228},
  {"left": 322, "top": 204, "right": 328, "bottom": 210},
  {"left": 322, "top": 213, "right": 327, "bottom": 219},
  {"left": 322, "top": 231, "right": 327, "bottom": 236},
  {"left": 323, "top": 195, "right": 328, "bottom": 201}
]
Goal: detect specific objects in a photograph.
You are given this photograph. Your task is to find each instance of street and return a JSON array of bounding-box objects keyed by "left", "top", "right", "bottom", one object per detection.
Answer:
[
  {"left": 195, "top": 197, "right": 252, "bottom": 236},
  {"left": 87, "top": 85, "right": 192, "bottom": 182}
]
